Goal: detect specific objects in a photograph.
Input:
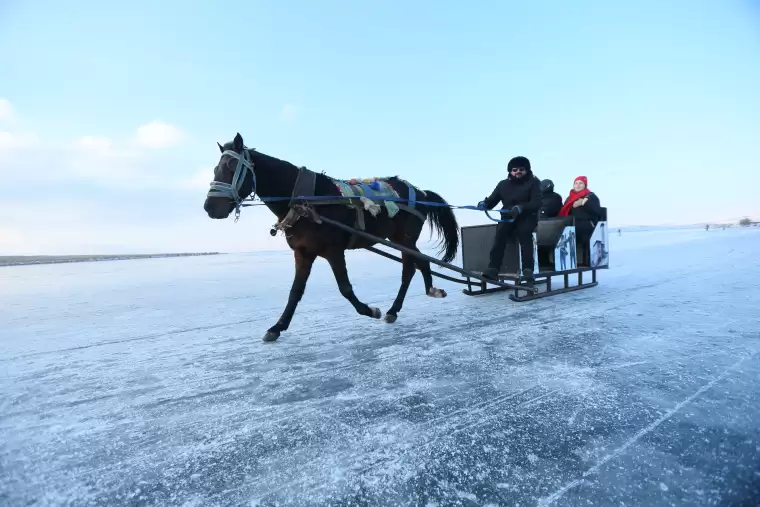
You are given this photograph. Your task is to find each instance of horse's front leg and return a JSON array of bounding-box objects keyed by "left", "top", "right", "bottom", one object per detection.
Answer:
[
  {"left": 264, "top": 249, "right": 316, "bottom": 342},
  {"left": 324, "top": 249, "right": 382, "bottom": 320}
]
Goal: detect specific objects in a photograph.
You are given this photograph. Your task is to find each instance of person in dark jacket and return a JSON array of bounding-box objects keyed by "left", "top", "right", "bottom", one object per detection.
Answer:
[
  {"left": 478, "top": 156, "right": 542, "bottom": 284},
  {"left": 539, "top": 179, "right": 563, "bottom": 219},
  {"left": 558, "top": 176, "right": 603, "bottom": 256}
]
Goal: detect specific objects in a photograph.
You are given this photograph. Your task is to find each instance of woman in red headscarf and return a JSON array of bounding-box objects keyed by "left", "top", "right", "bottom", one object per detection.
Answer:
[
  {"left": 558, "top": 176, "right": 602, "bottom": 220},
  {"left": 559, "top": 176, "right": 603, "bottom": 266}
]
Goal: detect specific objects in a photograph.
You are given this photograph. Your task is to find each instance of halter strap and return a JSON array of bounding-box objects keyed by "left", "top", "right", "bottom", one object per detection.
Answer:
[{"left": 206, "top": 149, "right": 257, "bottom": 220}]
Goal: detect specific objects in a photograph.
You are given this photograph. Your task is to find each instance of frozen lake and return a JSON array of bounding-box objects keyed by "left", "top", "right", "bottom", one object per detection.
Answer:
[{"left": 1, "top": 227, "right": 759, "bottom": 506}]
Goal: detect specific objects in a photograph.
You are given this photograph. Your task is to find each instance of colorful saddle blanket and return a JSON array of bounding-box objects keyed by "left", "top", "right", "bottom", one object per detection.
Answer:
[{"left": 332, "top": 177, "right": 401, "bottom": 218}]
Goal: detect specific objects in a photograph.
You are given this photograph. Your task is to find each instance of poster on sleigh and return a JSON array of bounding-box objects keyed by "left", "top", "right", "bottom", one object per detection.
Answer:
[
  {"left": 554, "top": 226, "right": 577, "bottom": 271},
  {"left": 590, "top": 221, "right": 609, "bottom": 268}
]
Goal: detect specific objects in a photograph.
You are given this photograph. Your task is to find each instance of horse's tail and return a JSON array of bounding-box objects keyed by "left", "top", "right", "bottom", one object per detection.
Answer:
[{"left": 421, "top": 190, "right": 460, "bottom": 264}]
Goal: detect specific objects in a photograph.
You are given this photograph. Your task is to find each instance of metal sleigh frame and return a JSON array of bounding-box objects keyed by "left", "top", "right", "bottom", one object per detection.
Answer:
[
  {"left": 318, "top": 206, "right": 609, "bottom": 302},
  {"left": 458, "top": 208, "right": 610, "bottom": 301}
]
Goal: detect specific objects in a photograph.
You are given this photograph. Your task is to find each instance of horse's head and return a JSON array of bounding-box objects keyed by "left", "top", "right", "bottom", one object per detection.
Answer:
[{"left": 203, "top": 133, "right": 256, "bottom": 220}]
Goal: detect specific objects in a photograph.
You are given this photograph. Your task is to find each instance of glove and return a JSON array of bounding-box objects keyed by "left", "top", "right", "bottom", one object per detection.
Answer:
[
  {"left": 477, "top": 200, "right": 487, "bottom": 210},
  {"left": 509, "top": 206, "right": 521, "bottom": 218}
]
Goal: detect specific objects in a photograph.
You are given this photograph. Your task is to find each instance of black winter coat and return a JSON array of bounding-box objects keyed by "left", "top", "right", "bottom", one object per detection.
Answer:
[
  {"left": 540, "top": 191, "right": 563, "bottom": 219},
  {"left": 569, "top": 192, "right": 603, "bottom": 224},
  {"left": 482, "top": 172, "right": 542, "bottom": 218}
]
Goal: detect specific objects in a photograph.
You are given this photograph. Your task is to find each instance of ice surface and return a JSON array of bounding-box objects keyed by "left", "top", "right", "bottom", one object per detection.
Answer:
[{"left": 1, "top": 227, "right": 759, "bottom": 506}]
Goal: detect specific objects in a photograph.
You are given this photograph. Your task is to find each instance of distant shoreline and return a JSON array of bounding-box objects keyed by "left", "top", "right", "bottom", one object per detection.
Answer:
[{"left": 0, "top": 252, "right": 224, "bottom": 267}]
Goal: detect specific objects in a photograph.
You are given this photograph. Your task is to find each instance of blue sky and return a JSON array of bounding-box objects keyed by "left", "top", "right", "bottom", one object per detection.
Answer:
[{"left": 1, "top": 0, "right": 759, "bottom": 254}]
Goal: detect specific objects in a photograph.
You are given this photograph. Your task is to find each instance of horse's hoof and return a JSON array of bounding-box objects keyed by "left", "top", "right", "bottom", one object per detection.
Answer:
[
  {"left": 384, "top": 313, "right": 397, "bottom": 324},
  {"left": 263, "top": 331, "right": 280, "bottom": 342},
  {"left": 427, "top": 287, "right": 447, "bottom": 298},
  {"left": 370, "top": 307, "right": 382, "bottom": 319}
]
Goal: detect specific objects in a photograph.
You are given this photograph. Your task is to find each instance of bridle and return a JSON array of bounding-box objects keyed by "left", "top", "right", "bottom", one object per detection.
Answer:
[{"left": 206, "top": 149, "right": 257, "bottom": 221}]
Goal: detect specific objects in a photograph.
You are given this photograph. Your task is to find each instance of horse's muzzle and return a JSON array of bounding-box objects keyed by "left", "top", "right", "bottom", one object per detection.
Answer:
[{"left": 204, "top": 198, "right": 233, "bottom": 219}]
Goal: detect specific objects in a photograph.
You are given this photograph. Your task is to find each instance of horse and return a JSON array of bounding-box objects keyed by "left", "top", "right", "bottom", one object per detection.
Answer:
[{"left": 203, "top": 133, "right": 460, "bottom": 342}]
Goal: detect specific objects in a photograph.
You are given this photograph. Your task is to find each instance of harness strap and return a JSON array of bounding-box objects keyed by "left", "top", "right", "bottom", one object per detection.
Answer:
[
  {"left": 261, "top": 169, "right": 433, "bottom": 243},
  {"left": 290, "top": 166, "right": 318, "bottom": 207},
  {"left": 347, "top": 208, "right": 365, "bottom": 249},
  {"left": 397, "top": 204, "right": 426, "bottom": 221}
]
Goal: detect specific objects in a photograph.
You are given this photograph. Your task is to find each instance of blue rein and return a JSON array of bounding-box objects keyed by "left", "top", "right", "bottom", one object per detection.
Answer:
[
  {"left": 244, "top": 194, "right": 516, "bottom": 223},
  {"left": 206, "top": 149, "right": 516, "bottom": 223}
]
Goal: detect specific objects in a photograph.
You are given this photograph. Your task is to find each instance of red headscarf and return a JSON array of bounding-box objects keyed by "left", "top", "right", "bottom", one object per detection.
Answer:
[{"left": 558, "top": 176, "right": 591, "bottom": 217}]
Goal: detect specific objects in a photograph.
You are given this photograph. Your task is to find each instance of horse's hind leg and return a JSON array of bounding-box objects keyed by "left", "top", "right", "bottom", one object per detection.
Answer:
[
  {"left": 385, "top": 230, "right": 447, "bottom": 324},
  {"left": 264, "top": 248, "right": 316, "bottom": 342},
  {"left": 413, "top": 257, "right": 447, "bottom": 299},
  {"left": 384, "top": 251, "right": 417, "bottom": 324},
  {"left": 324, "top": 249, "right": 382, "bottom": 320},
  {"left": 401, "top": 218, "right": 446, "bottom": 298}
]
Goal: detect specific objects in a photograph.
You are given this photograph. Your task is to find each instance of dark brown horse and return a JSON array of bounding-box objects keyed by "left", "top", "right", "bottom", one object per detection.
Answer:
[{"left": 203, "top": 133, "right": 460, "bottom": 342}]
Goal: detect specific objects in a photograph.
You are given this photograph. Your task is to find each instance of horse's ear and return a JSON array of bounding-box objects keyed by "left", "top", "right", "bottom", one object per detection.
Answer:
[
  {"left": 217, "top": 142, "right": 224, "bottom": 153},
  {"left": 233, "top": 132, "right": 244, "bottom": 152}
]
